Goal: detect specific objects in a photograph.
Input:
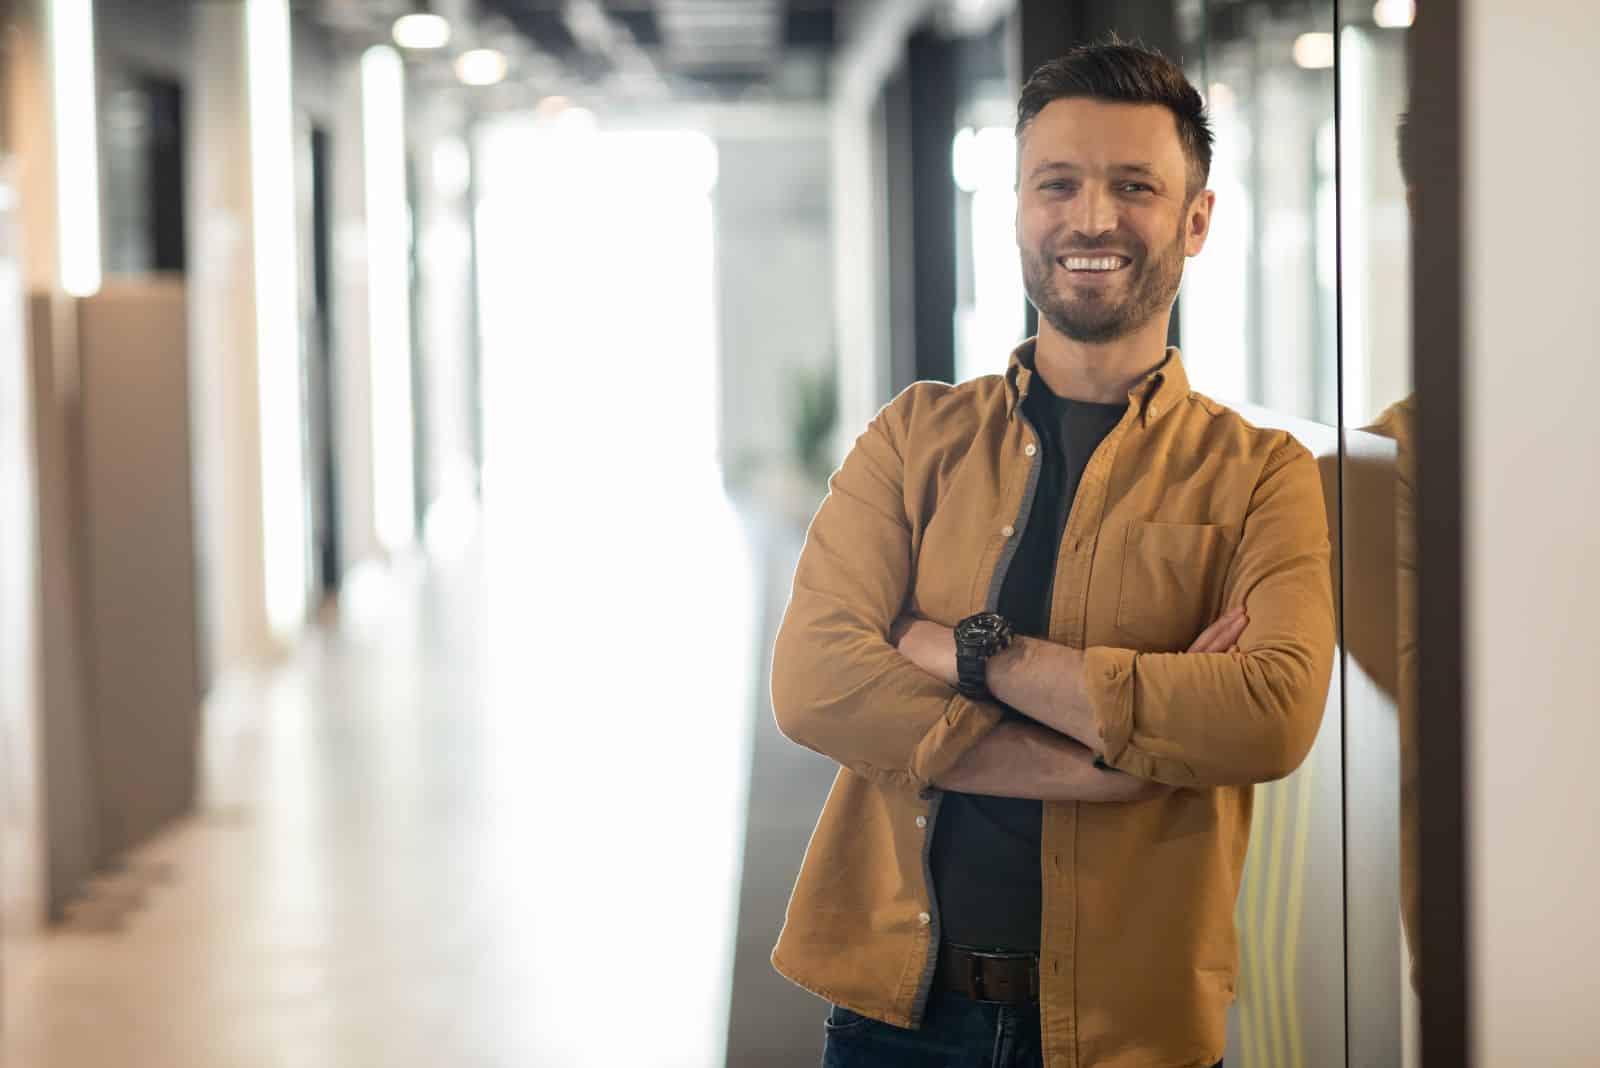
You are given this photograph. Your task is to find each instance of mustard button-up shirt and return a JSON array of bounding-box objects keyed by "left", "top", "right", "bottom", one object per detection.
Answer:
[{"left": 770, "top": 342, "right": 1336, "bottom": 1068}]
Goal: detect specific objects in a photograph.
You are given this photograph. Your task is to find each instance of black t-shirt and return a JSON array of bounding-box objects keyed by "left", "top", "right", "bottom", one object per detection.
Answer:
[{"left": 929, "top": 377, "right": 1127, "bottom": 952}]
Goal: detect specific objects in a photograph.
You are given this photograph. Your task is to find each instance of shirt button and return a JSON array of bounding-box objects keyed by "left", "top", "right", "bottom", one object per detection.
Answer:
[
  {"left": 915, "top": 815, "right": 927, "bottom": 829},
  {"left": 1001, "top": 524, "right": 1015, "bottom": 538},
  {"left": 1024, "top": 442, "right": 1038, "bottom": 457},
  {"left": 917, "top": 912, "right": 932, "bottom": 926}
]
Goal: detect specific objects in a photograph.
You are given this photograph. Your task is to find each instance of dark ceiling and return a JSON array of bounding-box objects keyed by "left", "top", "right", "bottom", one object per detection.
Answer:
[{"left": 472, "top": 0, "right": 842, "bottom": 98}]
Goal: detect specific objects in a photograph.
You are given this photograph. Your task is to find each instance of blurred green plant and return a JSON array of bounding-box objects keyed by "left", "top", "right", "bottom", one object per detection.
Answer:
[{"left": 785, "top": 359, "right": 839, "bottom": 487}]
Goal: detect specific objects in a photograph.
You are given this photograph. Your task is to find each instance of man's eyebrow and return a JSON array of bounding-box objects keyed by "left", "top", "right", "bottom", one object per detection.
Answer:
[
  {"left": 1026, "top": 160, "right": 1165, "bottom": 179},
  {"left": 1028, "top": 160, "right": 1078, "bottom": 178}
]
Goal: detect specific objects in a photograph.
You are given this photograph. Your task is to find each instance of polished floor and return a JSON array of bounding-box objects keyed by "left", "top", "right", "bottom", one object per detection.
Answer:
[{"left": 2, "top": 472, "right": 835, "bottom": 1067}]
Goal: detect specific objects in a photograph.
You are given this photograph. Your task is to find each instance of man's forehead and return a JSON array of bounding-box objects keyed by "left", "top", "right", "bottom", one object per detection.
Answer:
[{"left": 1020, "top": 98, "right": 1186, "bottom": 168}]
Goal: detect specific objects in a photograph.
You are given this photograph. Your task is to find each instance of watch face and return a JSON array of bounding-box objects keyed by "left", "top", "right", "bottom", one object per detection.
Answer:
[
  {"left": 957, "top": 613, "right": 1012, "bottom": 650},
  {"left": 961, "top": 619, "right": 1003, "bottom": 641}
]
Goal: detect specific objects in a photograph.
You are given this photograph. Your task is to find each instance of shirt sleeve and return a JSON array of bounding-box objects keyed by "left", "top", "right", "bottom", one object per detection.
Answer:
[
  {"left": 770, "top": 385, "right": 1004, "bottom": 789},
  {"left": 1083, "top": 441, "right": 1336, "bottom": 787}
]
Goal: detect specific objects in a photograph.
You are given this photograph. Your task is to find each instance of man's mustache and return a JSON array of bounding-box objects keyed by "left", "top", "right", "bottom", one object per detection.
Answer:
[{"left": 1050, "top": 239, "right": 1142, "bottom": 259}]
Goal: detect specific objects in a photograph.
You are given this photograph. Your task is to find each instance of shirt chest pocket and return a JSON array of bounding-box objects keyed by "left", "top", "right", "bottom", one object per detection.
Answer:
[{"left": 1115, "top": 521, "right": 1240, "bottom": 651}]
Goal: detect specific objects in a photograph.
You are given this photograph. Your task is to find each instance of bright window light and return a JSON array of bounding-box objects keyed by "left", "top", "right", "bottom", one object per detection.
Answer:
[
  {"left": 393, "top": 12, "right": 450, "bottom": 50},
  {"left": 1293, "top": 32, "right": 1335, "bottom": 70},
  {"left": 952, "top": 126, "right": 1024, "bottom": 382},
  {"left": 952, "top": 127, "right": 978, "bottom": 193},
  {"left": 472, "top": 127, "right": 746, "bottom": 1059},
  {"left": 951, "top": 126, "right": 1017, "bottom": 194},
  {"left": 1372, "top": 0, "right": 1416, "bottom": 29},
  {"left": 49, "top": 0, "right": 101, "bottom": 297},
  {"left": 247, "top": 0, "right": 309, "bottom": 639},
  {"left": 362, "top": 45, "right": 417, "bottom": 553},
  {"left": 455, "top": 47, "right": 508, "bottom": 87}
]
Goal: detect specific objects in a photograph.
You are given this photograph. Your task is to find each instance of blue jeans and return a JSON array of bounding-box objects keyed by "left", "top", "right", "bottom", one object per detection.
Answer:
[{"left": 820, "top": 991, "right": 1224, "bottom": 1068}]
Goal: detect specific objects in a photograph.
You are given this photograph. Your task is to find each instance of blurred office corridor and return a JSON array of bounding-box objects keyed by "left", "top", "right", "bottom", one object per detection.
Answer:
[{"left": 2, "top": 482, "right": 832, "bottom": 1066}]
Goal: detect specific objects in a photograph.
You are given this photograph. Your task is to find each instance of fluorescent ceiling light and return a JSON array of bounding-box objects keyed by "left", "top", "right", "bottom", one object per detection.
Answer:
[
  {"left": 455, "top": 48, "right": 508, "bottom": 86},
  {"left": 362, "top": 45, "right": 417, "bottom": 553},
  {"left": 1293, "top": 32, "right": 1335, "bottom": 70},
  {"left": 50, "top": 0, "right": 102, "bottom": 297},
  {"left": 1372, "top": 0, "right": 1416, "bottom": 28},
  {"left": 393, "top": 12, "right": 450, "bottom": 49},
  {"left": 246, "top": 0, "right": 309, "bottom": 638}
]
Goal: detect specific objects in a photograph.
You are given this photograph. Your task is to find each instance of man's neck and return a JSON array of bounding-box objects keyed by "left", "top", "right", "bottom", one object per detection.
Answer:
[{"left": 1031, "top": 314, "right": 1173, "bottom": 404}]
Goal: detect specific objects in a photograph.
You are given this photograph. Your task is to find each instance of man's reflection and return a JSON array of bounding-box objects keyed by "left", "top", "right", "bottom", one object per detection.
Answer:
[{"left": 1361, "top": 107, "right": 1420, "bottom": 993}]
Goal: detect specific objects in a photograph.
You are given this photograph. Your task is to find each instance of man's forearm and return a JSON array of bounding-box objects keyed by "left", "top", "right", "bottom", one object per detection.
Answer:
[
  {"left": 931, "top": 718, "right": 1167, "bottom": 803},
  {"left": 891, "top": 618, "right": 1100, "bottom": 750},
  {"left": 985, "top": 637, "right": 1102, "bottom": 752}
]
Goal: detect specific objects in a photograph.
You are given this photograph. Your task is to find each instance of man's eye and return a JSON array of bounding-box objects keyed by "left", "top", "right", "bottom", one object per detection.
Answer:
[
  {"left": 1121, "top": 183, "right": 1152, "bottom": 193},
  {"left": 1041, "top": 181, "right": 1073, "bottom": 192}
]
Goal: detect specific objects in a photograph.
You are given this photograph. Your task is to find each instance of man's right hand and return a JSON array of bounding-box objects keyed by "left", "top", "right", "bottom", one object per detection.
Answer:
[{"left": 1188, "top": 605, "right": 1249, "bottom": 654}]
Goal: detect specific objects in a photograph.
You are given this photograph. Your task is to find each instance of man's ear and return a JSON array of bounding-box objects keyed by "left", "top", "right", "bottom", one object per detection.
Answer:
[{"left": 1185, "top": 189, "right": 1216, "bottom": 257}]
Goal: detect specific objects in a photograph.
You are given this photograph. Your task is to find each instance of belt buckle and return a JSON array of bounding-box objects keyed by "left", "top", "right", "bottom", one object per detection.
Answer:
[
  {"left": 965, "top": 953, "right": 988, "bottom": 1002},
  {"left": 963, "top": 947, "right": 1028, "bottom": 1003}
]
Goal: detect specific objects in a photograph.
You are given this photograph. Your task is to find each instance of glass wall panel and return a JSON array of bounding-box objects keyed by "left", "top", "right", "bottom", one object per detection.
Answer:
[
  {"left": 1177, "top": 4, "right": 1349, "bottom": 1066},
  {"left": 1337, "top": 1, "right": 1418, "bottom": 1066}
]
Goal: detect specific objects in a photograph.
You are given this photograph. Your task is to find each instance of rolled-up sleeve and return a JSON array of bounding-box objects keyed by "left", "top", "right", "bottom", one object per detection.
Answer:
[
  {"left": 771, "top": 385, "right": 1003, "bottom": 788},
  {"left": 1083, "top": 443, "right": 1336, "bottom": 787}
]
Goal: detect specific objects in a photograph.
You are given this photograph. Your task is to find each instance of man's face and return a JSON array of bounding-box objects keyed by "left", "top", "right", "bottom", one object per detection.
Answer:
[{"left": 1016, "top": 98, "right": 1214, "bottom": 344}]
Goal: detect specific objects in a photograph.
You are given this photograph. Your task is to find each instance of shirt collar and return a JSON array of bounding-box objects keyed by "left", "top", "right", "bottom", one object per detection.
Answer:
[{"left": 1005, "top": 340, "right": 1190, "bottom": 426}]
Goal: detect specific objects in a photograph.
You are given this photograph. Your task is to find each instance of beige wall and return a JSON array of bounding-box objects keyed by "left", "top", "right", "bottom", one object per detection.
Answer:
[
  {"left": 5, "top": 0, "right": 100, "bottom": 921},
  {"left": 1465, "top": 1, "right": 1600, "bottom": 1062},
  {"left": 0, "top": 171, "right": 48, "bottom": 937}
]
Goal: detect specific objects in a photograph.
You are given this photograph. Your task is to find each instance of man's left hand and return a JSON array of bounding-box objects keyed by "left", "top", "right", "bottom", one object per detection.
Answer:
[{"left": 889, "top": 616, "right": 959, "bottom": 688}]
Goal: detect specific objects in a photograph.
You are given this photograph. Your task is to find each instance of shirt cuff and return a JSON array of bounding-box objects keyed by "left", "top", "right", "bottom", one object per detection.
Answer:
[
  {"left": 1082, "top": 645, "right": 1138, "bottom": 765},
  {"left": 907, "top": 691, "right": 1005, "bottom": 788}
]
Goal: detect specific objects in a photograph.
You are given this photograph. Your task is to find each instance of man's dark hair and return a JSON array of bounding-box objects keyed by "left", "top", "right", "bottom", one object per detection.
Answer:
[{"left": 1016, "top": 39, "right": 1214, "bottom": 199}]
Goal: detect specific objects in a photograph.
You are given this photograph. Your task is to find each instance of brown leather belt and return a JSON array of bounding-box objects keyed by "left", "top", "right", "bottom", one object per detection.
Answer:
[{"left": 937, "top": 944, "right": 1040, "bottom": 1005}]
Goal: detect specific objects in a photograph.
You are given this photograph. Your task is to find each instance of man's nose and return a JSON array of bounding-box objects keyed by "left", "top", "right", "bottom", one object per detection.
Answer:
[{"left": 1066, "top": 184, "right": 1118, "bottom": 242}]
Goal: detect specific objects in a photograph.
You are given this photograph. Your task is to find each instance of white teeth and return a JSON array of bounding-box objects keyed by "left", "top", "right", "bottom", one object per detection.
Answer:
[{"left": 1061, "top": 255, "right": 1127, "bottom": 271}]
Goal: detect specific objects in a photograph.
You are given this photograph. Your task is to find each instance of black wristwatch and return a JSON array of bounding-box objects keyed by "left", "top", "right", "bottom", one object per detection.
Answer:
[{"left": 953, "top": 612, "right": 1015, "bottom": 701}]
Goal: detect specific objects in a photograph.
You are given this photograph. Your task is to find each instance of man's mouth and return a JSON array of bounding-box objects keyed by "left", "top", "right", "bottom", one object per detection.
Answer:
[{"left": 1056, "top": 253, "right": 1132, "bottom": 273}]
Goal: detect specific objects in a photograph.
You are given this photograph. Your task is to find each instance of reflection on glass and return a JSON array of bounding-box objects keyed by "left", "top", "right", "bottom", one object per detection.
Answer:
[{"left": 1180, "top": 5, "right": 1338, "bottom": 425}]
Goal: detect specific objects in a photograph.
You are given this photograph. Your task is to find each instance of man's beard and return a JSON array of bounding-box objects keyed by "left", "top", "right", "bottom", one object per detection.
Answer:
[{"left": 1021, "top": 223, "right": 1186, "bottom": 344}]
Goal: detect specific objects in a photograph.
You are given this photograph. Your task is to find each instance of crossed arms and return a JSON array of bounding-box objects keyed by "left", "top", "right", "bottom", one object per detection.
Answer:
[
  {"left": 769, "top": 386, "right": 1335, "bottom": 799},
  {"left": 889, "top": 608, "right": 1249, "bottom": 802}
]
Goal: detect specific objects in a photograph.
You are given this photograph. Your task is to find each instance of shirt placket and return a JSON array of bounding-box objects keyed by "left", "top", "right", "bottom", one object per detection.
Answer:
[
  {"left": 1038, "top": 405, "right": 1138, "bottom": 1068},
  {"left": 913, "top": 404, "right": 1042, "bottom": 1028}
]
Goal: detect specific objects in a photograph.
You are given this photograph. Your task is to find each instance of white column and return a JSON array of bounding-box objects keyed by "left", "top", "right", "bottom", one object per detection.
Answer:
[
  {"left": 1465, "top": 1, "right": 1600, "bottom": 1062},
  {"left": 330, "top": 53, "right": 382, "bottom": 574},
  {"left": 189, "top": 0, "right": 308, "bottom": 673}
]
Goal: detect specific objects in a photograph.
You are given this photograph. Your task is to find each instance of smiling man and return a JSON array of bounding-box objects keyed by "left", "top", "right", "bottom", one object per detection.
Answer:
[{"left": 769, "top": 41, "right": 1335, "bottom": 1068}]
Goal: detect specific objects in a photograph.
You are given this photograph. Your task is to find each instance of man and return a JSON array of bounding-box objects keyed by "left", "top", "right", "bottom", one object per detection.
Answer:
[{"left": 769, "top": 41, "right": 1335, "bottom": 1068}]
